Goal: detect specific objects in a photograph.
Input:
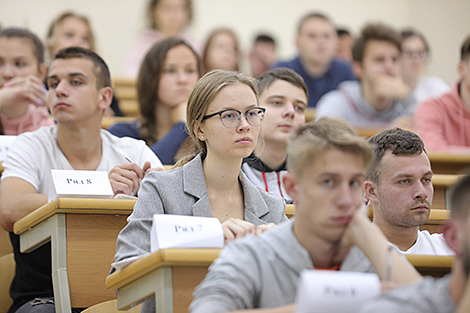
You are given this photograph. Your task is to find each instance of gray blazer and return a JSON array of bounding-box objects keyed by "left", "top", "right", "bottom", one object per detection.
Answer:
[{"left": 114, "top": 153, "right": 288, "bottom": 265}]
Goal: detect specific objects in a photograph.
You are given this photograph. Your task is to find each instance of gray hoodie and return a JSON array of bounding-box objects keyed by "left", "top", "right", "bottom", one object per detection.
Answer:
[{"left": 315, "top": 80, "right": 417, "bottom": 128}]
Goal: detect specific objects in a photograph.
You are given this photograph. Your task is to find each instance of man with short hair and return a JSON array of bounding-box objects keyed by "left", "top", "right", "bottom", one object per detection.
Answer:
[
  {"left": 242, "top": 67, "right": 307, "bottom": 202},
  {"left": 359, "top": 173, "right": 470, "bottom": 312},
  {"left": 364, "top": 128, "right": 453, "bottom": 255},
  {"left": 272, "top": 13, "right": 355, "bottom": 108},
  {"left": 336, "top": 28, "right": 354, "bottom": 63},
  {"left": 0, "top": 47, "right": 161, "bottom": 313},
  {"left": 189, "top": 118, "right": 420, "bottom": 313},
  {"left": 249, "top": 34, "right": 277, "bottom": 78},
  {"left": 316, "top": 23, "right": 416, "bottom": 128},
  {"left": 414, "top": 34, "right": 470, "bottom": 152}
]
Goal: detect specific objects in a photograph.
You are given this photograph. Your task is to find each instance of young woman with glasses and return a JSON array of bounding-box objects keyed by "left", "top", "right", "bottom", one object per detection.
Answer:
[{"left": 114, "top": 70, "right": 288, "bottom": 283}]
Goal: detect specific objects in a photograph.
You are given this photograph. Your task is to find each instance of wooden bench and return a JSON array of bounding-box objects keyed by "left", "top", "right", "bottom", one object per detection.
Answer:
[
  {"left": 112, "top": 77, "right": 139, "bottom": 117},
  {"left": 428, "top": 152, "right": 470, "bottom": 175}
]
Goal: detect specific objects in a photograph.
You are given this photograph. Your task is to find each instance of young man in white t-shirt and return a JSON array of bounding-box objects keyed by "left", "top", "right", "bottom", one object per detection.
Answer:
[
  {"left": 364, "top": 128, "right": 453, "bottom": 255},
  {"left": 0, "top": 47, "right": 162, "bottom": 313}
]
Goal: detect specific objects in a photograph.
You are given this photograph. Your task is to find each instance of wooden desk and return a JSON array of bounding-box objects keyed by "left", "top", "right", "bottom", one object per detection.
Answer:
[
  {"left": 406, "top": 255, "right": 453, "bottom": 277},
  {"left": 429, "top": 152, "right": 470, "bottom": 174},
  {"left": 101, "top": 116, "right": 136, "bottom": 129},
  {"left": 14, "top": 198, "right": 136, "bottom": 313},
  {"left": 106, "top": 249, "right": 220, "bottom": 313},
  {"left": 112, "top": 77, "right": 139, "bottom": 117}
]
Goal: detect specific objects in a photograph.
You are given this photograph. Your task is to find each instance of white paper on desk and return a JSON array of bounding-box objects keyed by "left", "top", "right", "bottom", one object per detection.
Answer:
[
  {"left": 0, "top": 135, "right": 16, "bottom": 161},
  {"left": 295, "top": 270, "right": 380, "bottom": 313},
  {"left": 48, "top": 169, "right": 114, "bottom": 201},
  {"left": 151, "top": 214, "right": 224, "bottom": 252}
]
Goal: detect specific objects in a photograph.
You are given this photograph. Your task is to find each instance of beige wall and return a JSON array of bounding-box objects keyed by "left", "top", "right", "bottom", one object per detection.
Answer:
[{"left": 1, "top": 0, "right": 468, "bottom": 85}]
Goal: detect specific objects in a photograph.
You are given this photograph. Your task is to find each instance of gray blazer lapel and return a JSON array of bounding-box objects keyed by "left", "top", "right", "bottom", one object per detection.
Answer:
[
  {"left": 240, "top": 171, "right": 270, "bottom": 224},
  {"left": 182, "top": 154, "right": 212, "bottom": 217}
]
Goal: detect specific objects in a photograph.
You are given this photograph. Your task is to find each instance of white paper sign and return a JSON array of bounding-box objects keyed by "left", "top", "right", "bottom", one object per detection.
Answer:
[
  {"left": 48, "top": 169, "right": 114, "bottom": 201},
  {"left": 0, "top": 135, "right": 16, "bottom": 161},
  {"left": 151, "top": 214, "right": 224, "bottom": 252},
  {"left": 296, "top": 270, "right": 380, "bottom": 313}
]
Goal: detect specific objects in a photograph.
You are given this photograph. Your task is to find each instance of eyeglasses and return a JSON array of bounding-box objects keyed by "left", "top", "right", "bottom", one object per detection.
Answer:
[
  {"left": 202, "top": 107, "right": 266, "bottom": 128},
  {"left": 403, "top": 50, "right": 428, "bottom": 59}
]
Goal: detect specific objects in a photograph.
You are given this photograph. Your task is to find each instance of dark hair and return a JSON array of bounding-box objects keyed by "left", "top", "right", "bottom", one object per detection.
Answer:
[
  {"left": 352, "top": 23, "right": 401, "bottom": 63},
  {"left": 202, "top": 28, "right": 239, "bottom": 73},
  {"left": 297, "top": 12, "right": 333, "bottom": 35},
  {"left": 53, "top": 47, "right": 110, "bottom": 88},
  {"left": 147, "top": 0, "right": 193, "bottom": 30},
  {"left": 256, "top": 67, "right": 308, "bottom": 102},
  {"left": 254, "top": 34, "right": 276, "bottom": 46},
  {"left": 449, "top": 174, "right": 470, "bottom": 220},
  {"left": 0, "top": 27, "right": 44, "bottom": 65},
  {"left": 46, "top": 11, "right": 95, "bottom": 59},
  {"left": 400, "top": 29, "right": 430, "bottom": 53},
  {"left": 138, "top": 37, "right": 202, "bottom": 146},
  {"left": 337, "top": 28, "right": 351, "bottom": 37},
  {"left": 461, "top": 34, "right": 470, "bottom": 61},
  {"left": 366, "top": 128, "right": 425, "bottom": 184}
]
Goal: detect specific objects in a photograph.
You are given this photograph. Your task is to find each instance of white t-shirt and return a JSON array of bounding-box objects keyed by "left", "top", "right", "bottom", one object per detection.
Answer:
[
  {"left": 414, "top": 76, "right": 450, "bottom": 105},
  {"left": 1, "top": 125, "right": 162, "bottom": 195},
  {"left": 392, "top": 230, "right": 454, "bottom": 256}
]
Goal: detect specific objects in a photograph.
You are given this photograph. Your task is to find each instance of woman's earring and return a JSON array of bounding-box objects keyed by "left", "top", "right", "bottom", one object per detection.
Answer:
[{"left": 200, "top": 136, "right": 205, "bottom": 140}]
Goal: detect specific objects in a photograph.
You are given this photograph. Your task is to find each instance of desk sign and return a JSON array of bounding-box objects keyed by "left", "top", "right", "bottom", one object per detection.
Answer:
[
  {"left": 296, "top": 270, "right": 380, "bottom": 313},
  {"left": 0, "top": 135, "right": 16, "bottom": 161},
  {"left": 151, "top": 214, "right": 224, "bottom": 252},
  {"left": 48, "top": 169, "right": 114, "bottom": 201}
]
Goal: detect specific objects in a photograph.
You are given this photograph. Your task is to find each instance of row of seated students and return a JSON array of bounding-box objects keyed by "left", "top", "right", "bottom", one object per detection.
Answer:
[{"left": 0, "top": 18, "right": 466, "bottom": 313}]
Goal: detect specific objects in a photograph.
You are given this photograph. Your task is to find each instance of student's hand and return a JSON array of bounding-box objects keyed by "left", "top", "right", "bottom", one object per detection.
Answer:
[
  {"left": 0, "top": 75, "right": 47, "bottom": 110},
  {"left": 171, "top": 102, "right": 187, "bottom": 124},
  {"left": 109, "top": 162, "right": 147, "bottom": 195},
  {"left": 339, "top": 204, "right": 372, "bottom": 249},
  {"left": 255, "top": 223, "right": 276, "bottom": 235},
  {"left": 145, "top": 166, "right": 165, "bottom": 176},
  {"left": 370, "top": 75, "right": 410, "bottom": 101},
  {"left": 391, "top": 116, "right": 414, "bottom": 130},
  {"left": 222, "top": 218, "right": 256, "bottom": 244}
]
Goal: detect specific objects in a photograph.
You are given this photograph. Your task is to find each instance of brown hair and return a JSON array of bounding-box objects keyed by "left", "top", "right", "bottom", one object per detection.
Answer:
[
  {"left": 52, "top": 46, "right": 110, "bottom": 89},
  {"left": 297, "top": 12, "right": 333, "bottom": 35},
  {"left": 137, "top": 37, "right": 202, "bottom": 146},
  {"left": 202, "top": 28, "right": 239, "bottom": 73},
  {"left": 175, "top": 70, "right": 258, "bottom": 166},
  {"left": 366, "top": 128, "right": 425, "bottom": 184},
  {"left": 147, "top": 0, "right": 193, "bottom": 30},
  {"left": 46, "top": 11, "right": 95, "bottom": 59},
  {"left": 287, "top": 118, "right": 373, "bottom": 179},
  {"left": 400, "top": 29, "right": 430, "bottom": 53},
  {"left": 352, "top": 23, "right": 401, "bottom": 63},
  {"left": 461, "top": 34, "right": 470, "bottom": 61},
  {"left": 256, "top": 67, "right": 308, "bottom": 101}
]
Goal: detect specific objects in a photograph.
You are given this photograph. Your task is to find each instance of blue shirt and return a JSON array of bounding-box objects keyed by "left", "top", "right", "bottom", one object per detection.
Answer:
[
  {"left": 108, "top": 121, "right": 188, "bottom": 165},
  {"left": 273, "top": 56, "right": 356, "bottom": 108}
]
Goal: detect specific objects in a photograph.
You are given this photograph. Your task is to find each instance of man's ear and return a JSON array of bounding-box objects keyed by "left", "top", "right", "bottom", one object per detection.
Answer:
[
  {"left": 458, "top": 60, "right": 468, "bottom": 80},
  {"left": 353, "top": 61, "right": 362, "bottom": 79},
  {"left": 98, "top": 86, "right": 113, "bottom": 110},
  {"left": 442, "top": 220, "right": 460, "bottom": 256},
  {"left": 363, "top": 180, "right": 378, "bottom": 203},
  {"left": 283, "top": 172, "right": 298, "bottom": 201}
]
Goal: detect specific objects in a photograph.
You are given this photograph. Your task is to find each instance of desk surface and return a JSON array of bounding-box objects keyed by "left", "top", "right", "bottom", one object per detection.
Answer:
[
  {"left": 14, "top": 198, "right": 136, "bottom": 235},
  {"left": 106, "top": 249, "right": 220, "bottom": 290}
]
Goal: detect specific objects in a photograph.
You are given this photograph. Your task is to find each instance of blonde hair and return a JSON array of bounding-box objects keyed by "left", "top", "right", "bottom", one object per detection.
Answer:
[
  {"left": 175, "top": 70, "right": 258, "bottom": 166},
  {"left": 287, "top": 118, "right": 373, "bottom": 178}
]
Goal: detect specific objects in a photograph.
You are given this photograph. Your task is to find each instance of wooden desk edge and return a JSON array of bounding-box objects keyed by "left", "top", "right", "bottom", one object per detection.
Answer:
[
  {"left": 106, "top": 249, "right": 220, "bottom": 290},
  {"left": 406, "top": 254, "right": 454, "bottom": 268},
  {"left": 14, "top": 198, "right": 136, "bottom": 234}
]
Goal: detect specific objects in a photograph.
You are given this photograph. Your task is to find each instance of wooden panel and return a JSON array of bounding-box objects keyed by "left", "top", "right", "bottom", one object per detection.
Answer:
[
  {"left": 406, "top": 255, "right": 453, "bottom": 277},
  {"left": 172, "top": 266, "right": 209, "bottom": 313},
  {"left": 67, "top": 213, "right": 129, "bottom": 308},
  {"left": 0, "top": 228, "right": 12, "bottom": 257},
  {"left": 429, "top": 153, "right": 470, "bottom": 175},
  {"left": 102, "top": 116, "right": 136, "bottom": 129}
]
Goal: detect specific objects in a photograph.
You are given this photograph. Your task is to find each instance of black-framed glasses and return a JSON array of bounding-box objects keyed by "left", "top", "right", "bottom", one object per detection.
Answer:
[{"left": 202, "top": 107, "right": 266, "bottom": 128}]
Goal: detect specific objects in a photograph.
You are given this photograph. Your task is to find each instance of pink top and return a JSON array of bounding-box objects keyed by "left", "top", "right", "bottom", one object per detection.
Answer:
[
  {"left": 414, "top": 83, "right": 470, "bottom": 152},
  {"left": 0, "top": 105, "right": 54, "bottom": 135},
  {"left": 122, "top": 29, "right": 202, "bottom": 78}
]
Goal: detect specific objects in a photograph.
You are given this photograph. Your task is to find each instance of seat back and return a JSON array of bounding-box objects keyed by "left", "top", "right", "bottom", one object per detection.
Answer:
[{"left": 82, "top": 299, "right": 141, "bottom": 313}]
